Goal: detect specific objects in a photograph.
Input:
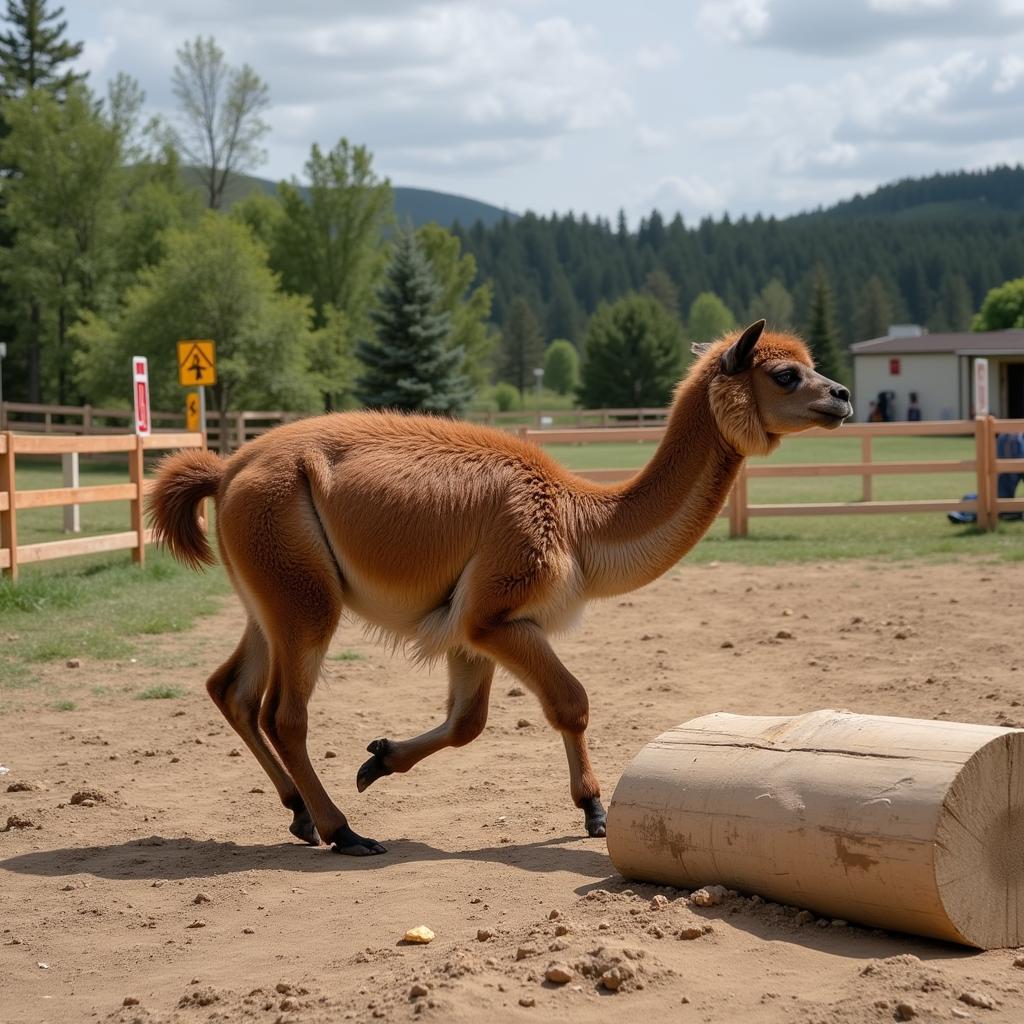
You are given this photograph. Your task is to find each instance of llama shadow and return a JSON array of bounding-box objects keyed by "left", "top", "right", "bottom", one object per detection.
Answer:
[{"left": 0, "top": 832, "right": 612, "bottom": 883}]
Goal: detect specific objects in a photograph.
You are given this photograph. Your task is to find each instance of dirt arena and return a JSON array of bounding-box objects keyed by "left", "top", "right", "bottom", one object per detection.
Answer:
[{"left": 3, "top": 558, "right": 1024, "bottom": 1023}]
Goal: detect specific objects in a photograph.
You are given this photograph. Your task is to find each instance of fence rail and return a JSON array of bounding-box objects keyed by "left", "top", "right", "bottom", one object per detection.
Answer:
[
  {"left": 0, "top": 431, "right": 204, "bottom": 580},
  {"left": 523, "top": 417, "right": 1012, "bottom": 537}
]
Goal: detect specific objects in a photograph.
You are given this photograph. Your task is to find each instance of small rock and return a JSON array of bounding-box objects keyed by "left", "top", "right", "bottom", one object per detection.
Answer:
[
  {"left": 691, "top": 885, "right": 728, "bottom": 907},
  {"left": 677, "top": 926, "right": 704, "bottom": 940},
  {"left": 279, "top": 997, "right": 299, "bottom": 1011},
  {"left": 720, "top": 640, "right": 734, "bottom": 649},
  {"left": 515, "top": 944, "right": 538, "bottom": 960},
  {"left": 649, "top": 926, "right": 665, "bottom": 939},
  {"left": 894, "top": 630, "right": 910, "bottom": 640},
  {"left": 193, "top": 892, "right": 212, "bottom": 905},
  {"left": 951, "top": 1011, "right": 971, "bottom": 1020},
  {"left": 549, "top": 939, "right": 568, "bottom": 952},
  {"left": 66, "top": 658, "right": 80, "bottom": 668},
  {"left": 70, "top": 789, "right": 104, "bottom": 805},
  {"left": 649, "top": 894, "right": 669, "bottom": 911},
  {"left": 518, "top": 996, "right": 535, "bottom": 1007},
  {"left": 324, "top": 750, "right": 338, "bottom": 759},
  {"left": 554, "top": 923, "right": 569, "bottom": 936},
  {"left": 516, "top": 719, "right": 531, "bottom": 729},
  {"left": 228, "top": 749, "right": 242, "bottom": 757},
  {"left": 477, "top": 929, "right": 493, "bottom": 942},
  {"left": 409, "top": 983, "right": 429, "bottom": 999},
  {"left": 122, "top": 997, "right": 140, "bottom": 1007},
  {"left": 959, "top": 991, "right": 996, "bottom": 1010},
  {"left": 275, "top": 983, "right": 292, "bottom": 995},
  {"left": 242, "top": 927, "right": 255, "bottom": 935},
  {"left": 403, "top": 926, "right": 435, "bottom": 944},
  {"left": 6, "top": 781, "right": 37, "bottom": 792},
  {"left": 1014, "top": 956, "right": 1024, "bottom": 968},
  {"left": 781, "top": 609, "right": 793, "bottom": 617},
  {"left": 507, "top": 687, "right": 525, "bottom": 697},
  {"left": 775, "top": 629, "right": 794, "bottom": 640},
  {"left": 831, "top": 919, "right": 848, "bottom": 928},
  {"left": 59, "top": 883, "right": 75, "bottom": 891},
  {"left": 894, "top": 1002, "right": 917, "bottom": 1020},
  {"left": 600, "top": 965, "right": 633, "bottom": 992},
  {"left": 548, "top": 909, "right": 560, "bottom": 920},
  {"left": 545, "top": 963, "right": 574, "bottom": 984},
  {"left": 795, "top": 910, "right": 814, "bottom": 926},
  {"left": 186, "top": 919, "right": 207, "bottom": 929},
  {"left": 3, "top": 815, "right": 35, "bottom": 831}
]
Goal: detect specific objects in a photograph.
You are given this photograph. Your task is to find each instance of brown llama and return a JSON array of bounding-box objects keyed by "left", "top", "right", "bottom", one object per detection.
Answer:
[{"left": 149, "top": 321, "right": 851, "bottom": 855}]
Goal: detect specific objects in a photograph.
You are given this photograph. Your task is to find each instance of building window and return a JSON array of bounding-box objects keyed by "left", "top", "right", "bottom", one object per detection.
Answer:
[{"left": 889, "top": 358, "right": 901, "bottom": 375}]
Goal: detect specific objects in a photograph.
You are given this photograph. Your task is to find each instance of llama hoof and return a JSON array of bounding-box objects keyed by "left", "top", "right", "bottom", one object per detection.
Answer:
[
  {"left": 330, "top": 824, "right": 387, "bottom": 857},
  {"left": 580, "top": 797, "right": 607, "bottom": 838},
  {"left": 288, "top": 804, "right": 321, "bottom": 846},
  {"left": 356, "top": 738, "right": 394, "bottom": 793}
]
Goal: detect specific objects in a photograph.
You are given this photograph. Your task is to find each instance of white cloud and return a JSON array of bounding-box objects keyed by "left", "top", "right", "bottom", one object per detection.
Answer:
[
  {"left": 631, "top": 43, "right": 680, "bottom": 71},
  {"left": 640, "top": 174, "right": 729, "bottom": 220},
  {"left": 635, "top": 124, "right": 672, "bottom": 150}
]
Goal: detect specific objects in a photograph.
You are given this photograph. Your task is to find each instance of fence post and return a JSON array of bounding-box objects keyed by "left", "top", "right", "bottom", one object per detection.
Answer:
[
  {"left": 974, "top": 415, "right": 992, "bottom": 531},
  {"left": 987, "top": 414, "right": 999, "bottom": 528},
  {"left": 728, "top": 462, "right": 749, "bottom": 538},
  {"left": 62, "top": 451, "right": 80, "bottom": 533},
  {"left": 737, "top": 461, "right": 749, "bottom": 537},
  {"left": 82, "top": 404, "right": 93, "bottom": 433},
  {"left": 235, "top": 411, "right": 246, "bottom": 451},
  {"left": 1, "top": 432, "right": 17, "bottom": 580},
  {"left": 129, "top": 434, "right": 146, "bottom": 566},
  {"left": 861, "top": 435, "right": 873, "bottom": 502}
]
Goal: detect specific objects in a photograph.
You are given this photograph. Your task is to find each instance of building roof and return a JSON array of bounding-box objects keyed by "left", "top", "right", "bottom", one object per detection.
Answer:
[{"left": 851, "top": 330, "right": 1024, "bottom": 356}]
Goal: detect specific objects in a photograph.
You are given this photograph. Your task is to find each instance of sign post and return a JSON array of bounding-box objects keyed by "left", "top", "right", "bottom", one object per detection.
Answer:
[
  {"left": 177, "top": 340, "right": 216, "bottom": 444},
  {"left": 974, "top": 358, "right": 989, "bottom": 417},
  {"left": 132, "top": 356, "right": 151, "bottom": 436},
  {"left": 185, "top": 392, "right": 201, "bottom": 433}
]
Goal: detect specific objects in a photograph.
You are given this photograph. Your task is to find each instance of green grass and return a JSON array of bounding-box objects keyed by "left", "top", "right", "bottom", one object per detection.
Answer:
[
  {"left": 329, "top": 649, "right": 366, "bottom": 661},
  {"left": 0, "top": 548, "right": 230, "bottom": 685},
  {"left": 136, "top": 684, "right": 185, "bottom": 700},
  {"left": 51, "top": 699, "right": 76, "bottom": 711},
  {"left": 541, "top": 433, "right": 1023, "bottom": 564}
]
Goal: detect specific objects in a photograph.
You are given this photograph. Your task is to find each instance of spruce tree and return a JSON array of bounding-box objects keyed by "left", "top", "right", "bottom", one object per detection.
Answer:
[
  {"left": 805, "top": 270, "right": 849, "bottom": 385},
  {"left": 498, "top": 297, "right": 545, "bottom": 398},
  {"left": 0, "top": 0, "right": 84, "bottom": 100},
  {"left": 355, "top": 232, "right": 472, "bottom": 415}
]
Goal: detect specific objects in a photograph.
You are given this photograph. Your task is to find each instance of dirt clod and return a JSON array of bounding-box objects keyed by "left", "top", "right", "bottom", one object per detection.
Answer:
[{"left": 545, "top": 962, "right": 574, "bottom": 984}]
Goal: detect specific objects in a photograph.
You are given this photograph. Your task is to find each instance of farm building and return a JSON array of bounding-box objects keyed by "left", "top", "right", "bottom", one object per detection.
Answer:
[{"left": 850, "top": 326, "right": 1024, "bottom": 422}]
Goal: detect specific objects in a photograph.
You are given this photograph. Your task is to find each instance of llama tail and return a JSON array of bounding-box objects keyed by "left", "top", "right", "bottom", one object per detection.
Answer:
[{"left": 148, "top": 448, "right": 225, "bottom": 571}]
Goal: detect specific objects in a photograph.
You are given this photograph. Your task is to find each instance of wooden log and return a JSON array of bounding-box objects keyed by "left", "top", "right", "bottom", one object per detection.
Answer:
[{"left": 606, "top": 709, "right": 1024, "bottom": 949}]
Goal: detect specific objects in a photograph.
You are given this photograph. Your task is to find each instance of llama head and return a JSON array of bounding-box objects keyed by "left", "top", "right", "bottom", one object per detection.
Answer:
[{"left": 692, "top": 320, "right": 852, "bottom": 457}]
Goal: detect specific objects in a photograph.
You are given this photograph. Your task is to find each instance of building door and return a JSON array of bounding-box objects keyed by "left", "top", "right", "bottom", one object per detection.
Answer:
[{"left": 1009, "top": 363, "right": 1024, "bottom": 418}]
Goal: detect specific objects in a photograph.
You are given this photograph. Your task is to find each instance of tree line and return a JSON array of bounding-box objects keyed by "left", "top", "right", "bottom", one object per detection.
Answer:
[{"left": 1, "top": 2, "right": 1021, "bottom": 431}]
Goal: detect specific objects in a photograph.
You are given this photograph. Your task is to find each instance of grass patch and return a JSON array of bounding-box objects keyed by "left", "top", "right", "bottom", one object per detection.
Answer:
[
  {"left": 0, "top": 548, "right": 230, "bottom": 686},
  {"left": 329, "top": 649, "right": 366, "bottom": 661},
  {"left": 51, "top": 699, "right": 76, "bottom": 711},
  {"left": 136, "top": 684, "right": 185, "bottom": 700}
]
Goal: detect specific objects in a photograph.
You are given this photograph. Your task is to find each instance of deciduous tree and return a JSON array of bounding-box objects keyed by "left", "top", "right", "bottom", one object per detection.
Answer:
[
  {"left": 497, "top": 297, "right": 545, "bottom": 399},
  {"left": 544, "top": 339, "right": 579, "bottom": 396},
  {"left": 687, "top": 291, "right": 735, "bottom": 342}
]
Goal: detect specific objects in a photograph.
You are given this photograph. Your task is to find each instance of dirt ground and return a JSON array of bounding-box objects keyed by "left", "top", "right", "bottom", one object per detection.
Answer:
[{"left": 3, "top": 558, "right": 1024, "bottom": 1024}]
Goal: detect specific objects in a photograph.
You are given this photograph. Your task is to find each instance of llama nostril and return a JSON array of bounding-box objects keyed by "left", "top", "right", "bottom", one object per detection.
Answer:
[{"left": 831, "top": 384, "right": 850, "bottom": 403}]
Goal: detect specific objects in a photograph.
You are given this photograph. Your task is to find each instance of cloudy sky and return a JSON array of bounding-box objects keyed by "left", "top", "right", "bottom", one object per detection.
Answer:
[{"left": 64, "top": 0, "right": 1024, "bottom": 222}]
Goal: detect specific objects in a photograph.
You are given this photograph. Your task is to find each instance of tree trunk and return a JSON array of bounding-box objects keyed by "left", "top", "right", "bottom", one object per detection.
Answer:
[
  {"left": 28, "top": 303, "right": 40, "bottom": 403},
  {"left": 607, "top": 709, "right": 1024, "bottom": 949}
]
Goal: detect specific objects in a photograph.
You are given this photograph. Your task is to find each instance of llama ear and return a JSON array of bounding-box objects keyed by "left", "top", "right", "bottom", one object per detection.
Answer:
[
  {"left": 690, "top": 342, "right": 712, "bottom": 357},
  {"left": 720, "top": 319, "right": 766, "bottom": 376}
]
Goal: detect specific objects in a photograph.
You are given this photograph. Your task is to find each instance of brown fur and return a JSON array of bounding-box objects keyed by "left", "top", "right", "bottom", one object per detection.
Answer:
[{"left": 148, "top": 324, "right": 850, "bottom": 854}]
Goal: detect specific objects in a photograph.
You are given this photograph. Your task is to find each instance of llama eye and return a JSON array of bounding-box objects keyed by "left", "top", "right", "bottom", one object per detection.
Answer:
[{"left": 774, "top": 370, "right": 798, "bottom": 388}]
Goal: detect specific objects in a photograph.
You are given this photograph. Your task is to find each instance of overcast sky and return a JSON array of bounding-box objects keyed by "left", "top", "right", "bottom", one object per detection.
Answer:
[{"left": 64, "top": 0, "right": 1024, "bottom": 223}]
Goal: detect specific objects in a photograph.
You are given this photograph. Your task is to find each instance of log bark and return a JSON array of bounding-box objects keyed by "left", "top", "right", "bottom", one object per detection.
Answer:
[{"left": 606, "top": 709, "right": 1024, "bottom": 949}]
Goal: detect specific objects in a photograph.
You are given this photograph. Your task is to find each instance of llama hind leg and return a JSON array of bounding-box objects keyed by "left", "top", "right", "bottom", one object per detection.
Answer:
[
  {"left": 205, "top": 619, "right": 319, "bottom": 845},
  {"left": 469, "top": 618, "right": 606, "bottom": 838},
  {"left": 357, "top": 650, "right": 494, "bottom": 792}
]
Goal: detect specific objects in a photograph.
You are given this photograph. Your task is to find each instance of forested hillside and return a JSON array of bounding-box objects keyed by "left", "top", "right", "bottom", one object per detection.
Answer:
[{"left": 454, "top": 166, "right": 1024, "bottom": 349}]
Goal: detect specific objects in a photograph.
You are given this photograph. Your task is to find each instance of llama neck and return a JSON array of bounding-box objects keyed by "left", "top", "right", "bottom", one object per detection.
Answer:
[{"left": 579, "top": 375, "right": 742, "bottom": 597}]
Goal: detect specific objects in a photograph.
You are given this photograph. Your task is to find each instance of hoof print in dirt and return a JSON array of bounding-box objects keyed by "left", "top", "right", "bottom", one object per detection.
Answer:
[
  {"left": 356, "top": 738, "right": 394, "bottom": 793},
  {"left": 331, "top": 824, "right": 386, "bottom": 857}
]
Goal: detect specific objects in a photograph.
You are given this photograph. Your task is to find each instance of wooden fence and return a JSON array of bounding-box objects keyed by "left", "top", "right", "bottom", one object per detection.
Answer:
[
  {"left": 0, "top": 431, "right": 204, "bottom": 580},
  {"left": 0, "top": 401, "right": 668, "bottom": 449},
  {"left": 524, "top": 416, "right": 1020, "bottom": 537}
]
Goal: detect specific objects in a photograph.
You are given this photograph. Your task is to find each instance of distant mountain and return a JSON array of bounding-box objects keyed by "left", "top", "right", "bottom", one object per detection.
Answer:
[
  {"left": 182, "top": 168, "right": 518, "bottom": 229},
  {"left": 806, "top": 164, "right": 1024, "bottom": 221}
]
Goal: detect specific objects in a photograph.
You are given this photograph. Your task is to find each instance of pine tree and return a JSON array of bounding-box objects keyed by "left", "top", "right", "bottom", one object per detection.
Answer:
[
  {"left": 855, "top": 275, "right": 893, "bottom": 341},
  {"left": 0, "top": 0, "right": 84, "bottom": 100},
  {"left": 498, "top": 297, "right": 545, "bottom": 398},
  {"left": 805, "top": 270, "right": 849, "bottom": 385},
  {"left": 748, "top": 278, "right": 794, "bottom": 329},
  {"left": 355, "top": 232, "right": 471, "bottom": 415}
]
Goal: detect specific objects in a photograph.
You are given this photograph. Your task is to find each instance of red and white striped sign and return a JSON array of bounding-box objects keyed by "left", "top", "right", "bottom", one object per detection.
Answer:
[{"left": 132, "top": 356, "right": 151, "bottom": 436}]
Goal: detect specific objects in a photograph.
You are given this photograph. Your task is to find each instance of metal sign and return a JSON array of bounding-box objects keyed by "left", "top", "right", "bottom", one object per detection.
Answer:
[
  {"left": 177, "top": 340, "right": 217, "bottom": 387},
  {"left": 974, "top": 358, "right": 989, "bottom": 416},
  {"left": 185, "top": 392, "right": 201, "bottom": 433},
  {"left": 132, "top": 356, "right": 151, "bottom": 436}
]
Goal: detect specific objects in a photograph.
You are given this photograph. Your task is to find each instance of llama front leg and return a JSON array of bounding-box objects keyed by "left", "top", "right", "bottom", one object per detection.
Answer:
[
  {"left": 357, "top": 650, "right": 494, "bottom": 791},
  {"left": 468, "top": 618, "right": 606, "bottom": 838}
]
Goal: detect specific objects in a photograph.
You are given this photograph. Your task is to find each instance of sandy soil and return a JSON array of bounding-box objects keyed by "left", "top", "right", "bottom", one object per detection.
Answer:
[{"left": 3, "top": 558, "right": 1024, "bottom": 1024}]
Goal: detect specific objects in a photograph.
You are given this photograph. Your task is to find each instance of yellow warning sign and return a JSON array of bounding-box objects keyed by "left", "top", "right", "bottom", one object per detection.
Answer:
[
  {"left": 185, "top": 392, "right": 200, "bottom": 432},
  {"left": 177, "top": 340, "right": 216, "bottom": 387}
]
